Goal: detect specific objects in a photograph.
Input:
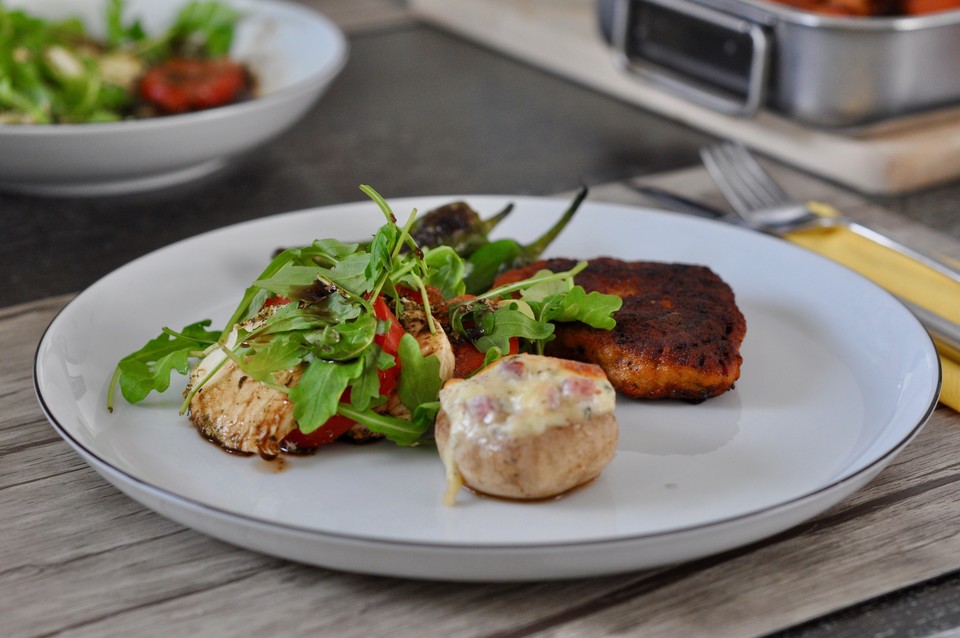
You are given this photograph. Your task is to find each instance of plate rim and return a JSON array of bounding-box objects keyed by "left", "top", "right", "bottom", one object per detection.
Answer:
[{"left": 33, "top": 195, "right": 943, "bottom": 555}]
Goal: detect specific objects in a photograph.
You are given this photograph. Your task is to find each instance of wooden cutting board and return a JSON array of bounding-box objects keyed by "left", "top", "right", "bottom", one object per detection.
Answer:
[{"left": 410, "top": 0, "right": 960, "bottom": 195}]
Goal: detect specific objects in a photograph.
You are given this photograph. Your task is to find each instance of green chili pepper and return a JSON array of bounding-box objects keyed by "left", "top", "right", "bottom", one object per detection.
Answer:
[
  {"left": 462, "top": 186, "right": 588, "bottom": 294},
  {"left": 409, "top": 201, "right": 513, "bottom": 256}
]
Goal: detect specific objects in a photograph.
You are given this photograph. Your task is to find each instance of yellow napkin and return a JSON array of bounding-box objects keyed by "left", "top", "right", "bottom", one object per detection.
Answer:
[{"left": 785, "top": 202, "right": 959, "bottom": 412}]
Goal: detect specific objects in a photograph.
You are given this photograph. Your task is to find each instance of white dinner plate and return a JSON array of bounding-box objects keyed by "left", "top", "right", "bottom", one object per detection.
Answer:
[
  {"left": 34, "top": 196, "right": 941, "bottom": 581},
  {"left": 0, "top": 0, "right": 347, "bottom": 196}
]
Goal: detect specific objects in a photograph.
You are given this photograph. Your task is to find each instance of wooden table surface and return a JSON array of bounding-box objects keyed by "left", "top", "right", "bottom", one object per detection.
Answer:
[{"left": 5, "top": 2, "right": 960, "bottom": 636}]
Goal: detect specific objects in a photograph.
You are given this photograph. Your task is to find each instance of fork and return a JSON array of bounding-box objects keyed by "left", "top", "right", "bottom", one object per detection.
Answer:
[{"left": 700, "top": 142, "right": 960, "bottom": 287}]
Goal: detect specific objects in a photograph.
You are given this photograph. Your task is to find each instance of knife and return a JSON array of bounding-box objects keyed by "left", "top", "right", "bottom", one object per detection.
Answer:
[
  {"left": 630, "top": 184, "right": 740, "bottom": 224},
  {"left": 630, "top": 182, "right": 960, "bottom": 360}
]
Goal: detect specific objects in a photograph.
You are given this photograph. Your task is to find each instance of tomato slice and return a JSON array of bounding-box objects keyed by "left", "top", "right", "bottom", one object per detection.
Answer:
[
  {"left": 263, "top": 295, "right": 291, "bottom": 307},
  {"left": 372, "top": 296, "right": 404, "bottom": 398},
  {"left": 453, "top": 337, "right": 518, "bottom": 378},
  {"left": 139, "top": 58, "right": 249, "bottom": 114},
  {"left": 282, "top": 296, "right": 403, "bottom": 450},
  {"left": 281, "top": 405, "right": 357, "bottom": 448}
]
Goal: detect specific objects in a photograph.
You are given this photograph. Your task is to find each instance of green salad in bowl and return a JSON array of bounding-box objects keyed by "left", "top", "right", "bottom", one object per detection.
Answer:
[
  {"left": 0, "top": 0, "right": 255, "bottom": 123},
  {"left": 0, "top": 0, "right": 347, "bottom": 195}
]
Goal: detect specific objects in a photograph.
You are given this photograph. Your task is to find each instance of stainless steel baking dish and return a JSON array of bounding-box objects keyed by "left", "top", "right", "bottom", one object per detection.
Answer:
[{"left": 597, "top": 0, "right": 960, "bottom": 128}]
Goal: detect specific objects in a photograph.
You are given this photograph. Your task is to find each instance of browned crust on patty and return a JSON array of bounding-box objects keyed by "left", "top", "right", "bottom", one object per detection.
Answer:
[{"left": 494, "top": 257, "right": 746, "bottom": 401}]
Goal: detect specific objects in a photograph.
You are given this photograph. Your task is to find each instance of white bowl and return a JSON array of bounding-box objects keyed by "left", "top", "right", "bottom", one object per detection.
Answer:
[{"left": 0, "top": 0, "right": 348, "bottom": 196}]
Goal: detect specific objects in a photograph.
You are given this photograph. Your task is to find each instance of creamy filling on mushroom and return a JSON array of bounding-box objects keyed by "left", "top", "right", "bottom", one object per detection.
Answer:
[{"left": 438, "top": 355, "right": 616, "bottom": 503}]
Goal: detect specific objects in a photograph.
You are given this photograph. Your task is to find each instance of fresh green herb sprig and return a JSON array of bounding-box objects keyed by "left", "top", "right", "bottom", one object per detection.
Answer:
[
  {"left": 161, "top": 1, "right": 241, "bottom": 58},
  {"left": 105, "top": 0, "right": 146, "bottom": 48},
  {"left": 448, "top": 261, "right": 622, "bottom": 366},
  {"left": 107, "top": 320, "right": 220, "bottom": 412},
  {"left": 130, "top": 0, "right": 243, "bottom": 63}
]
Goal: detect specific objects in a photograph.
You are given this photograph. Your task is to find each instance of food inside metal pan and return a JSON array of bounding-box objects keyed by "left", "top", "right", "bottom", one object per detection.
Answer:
[{"left": 768, "top": 0, "right": 960, "bottom": 16}]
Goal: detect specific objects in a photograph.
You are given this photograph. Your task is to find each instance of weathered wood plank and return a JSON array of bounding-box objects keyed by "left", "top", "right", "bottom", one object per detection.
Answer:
[{"left": 0, "top": 296, "right": 74, "bottom": 448}]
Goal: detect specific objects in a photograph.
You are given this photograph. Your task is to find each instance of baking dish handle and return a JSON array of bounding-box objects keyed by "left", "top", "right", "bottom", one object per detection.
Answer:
[{"left": 608, "top": 0, "right": 771, "bottom": 117}]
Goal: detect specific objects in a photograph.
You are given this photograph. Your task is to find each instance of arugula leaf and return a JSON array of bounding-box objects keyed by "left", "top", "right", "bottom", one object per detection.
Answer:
[
  {"left": 246, "top": 304, "right": 374, "bottom": 362},
  {"left": 423, "top": 246, "right": 465, "bottom": 299},
  {"left": 255, "top": 266, "right": 327, "bottom": 297},
  {"left": 476, "top": 261, "right": 587, "bottom": 301},
  {"left": 359, "top": 184, "right": 398, "bottom": 224},
  {"left": 309, "top": 312, "right": 377, "bottom": 360},
  {"left": 317, "top": 252, "right": 375, "bottom": 296},
  {"left": 290, "top": 357, "right": 361, "bottom": 433},
  {"left": 254, "top": 300, "right": 349, "bottom": 336},
  {"left": 347, "top": 347, "right": 392, "bottom": 412},
  {"left": 516, "top": 269, "right": 569, "bottom": 302},
  {"left": 472, "top": 307, "right": 553, "bottom": 354},
  {"left": 105, "top": 0, "right": 146, "bottom": 47},
  {"left": 366, "top": 223, "right": 399, "bottom": 281},
  {"left": 0, "top": 77, "right": 49, "bottom": 123},
  {"left": 240, "top": 336, "right": 305, "bottom": 385},
  {"left": 448, "top": 262, "right": 621, "bottom": 363},
  {"left": 163, "top": 1, "right": 242, "bottom": 59},
  {"left": 397, "top": 333, "right": 443, "bottom": 411},
  {"left": 337, "top": 403, "right": 433, "bottom": 447},
  {"left": 312, "top": 238, "right": 360, "bottom": 259},
  {"left": 221, "top": 245, "right": 328, "bottom": 337},
  {"left": 411, "top": 401, "right": 441, "bottom": 435},
  {"left": 108, "top": 320, "right": 219, "bottom": 409},
  {"left": 538, "top": 286, "right": 622, "bottom": 330}
]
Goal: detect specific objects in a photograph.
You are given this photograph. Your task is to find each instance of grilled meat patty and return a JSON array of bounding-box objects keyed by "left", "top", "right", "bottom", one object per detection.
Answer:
[{"left": 494, "top": 257, "right": 746, "bottom": 401}]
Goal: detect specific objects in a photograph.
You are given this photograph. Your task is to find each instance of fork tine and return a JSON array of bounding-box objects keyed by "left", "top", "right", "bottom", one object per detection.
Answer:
[
  {"left": 713, "top": 143, "right": 781, "bottom": 211},
  {"left": 720, "top": 143, "right": 791, "bottom": 207},
  {"left": 701, "top": 143, "right": 792, "bottom": 216},
  {"left": 699, "top": 146, "right": 755, "bottom": 216},
  {"left": 717, "top": 144, "right": 770, "bottom": 210},
  {"left": 713, "top": 144, "right": 772, "bottom": 211}
]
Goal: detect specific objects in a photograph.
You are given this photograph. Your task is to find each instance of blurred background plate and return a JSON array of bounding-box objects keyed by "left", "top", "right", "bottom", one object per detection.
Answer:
[{"left": 0, "top": 0, "right": 347, "bottom": 196}]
